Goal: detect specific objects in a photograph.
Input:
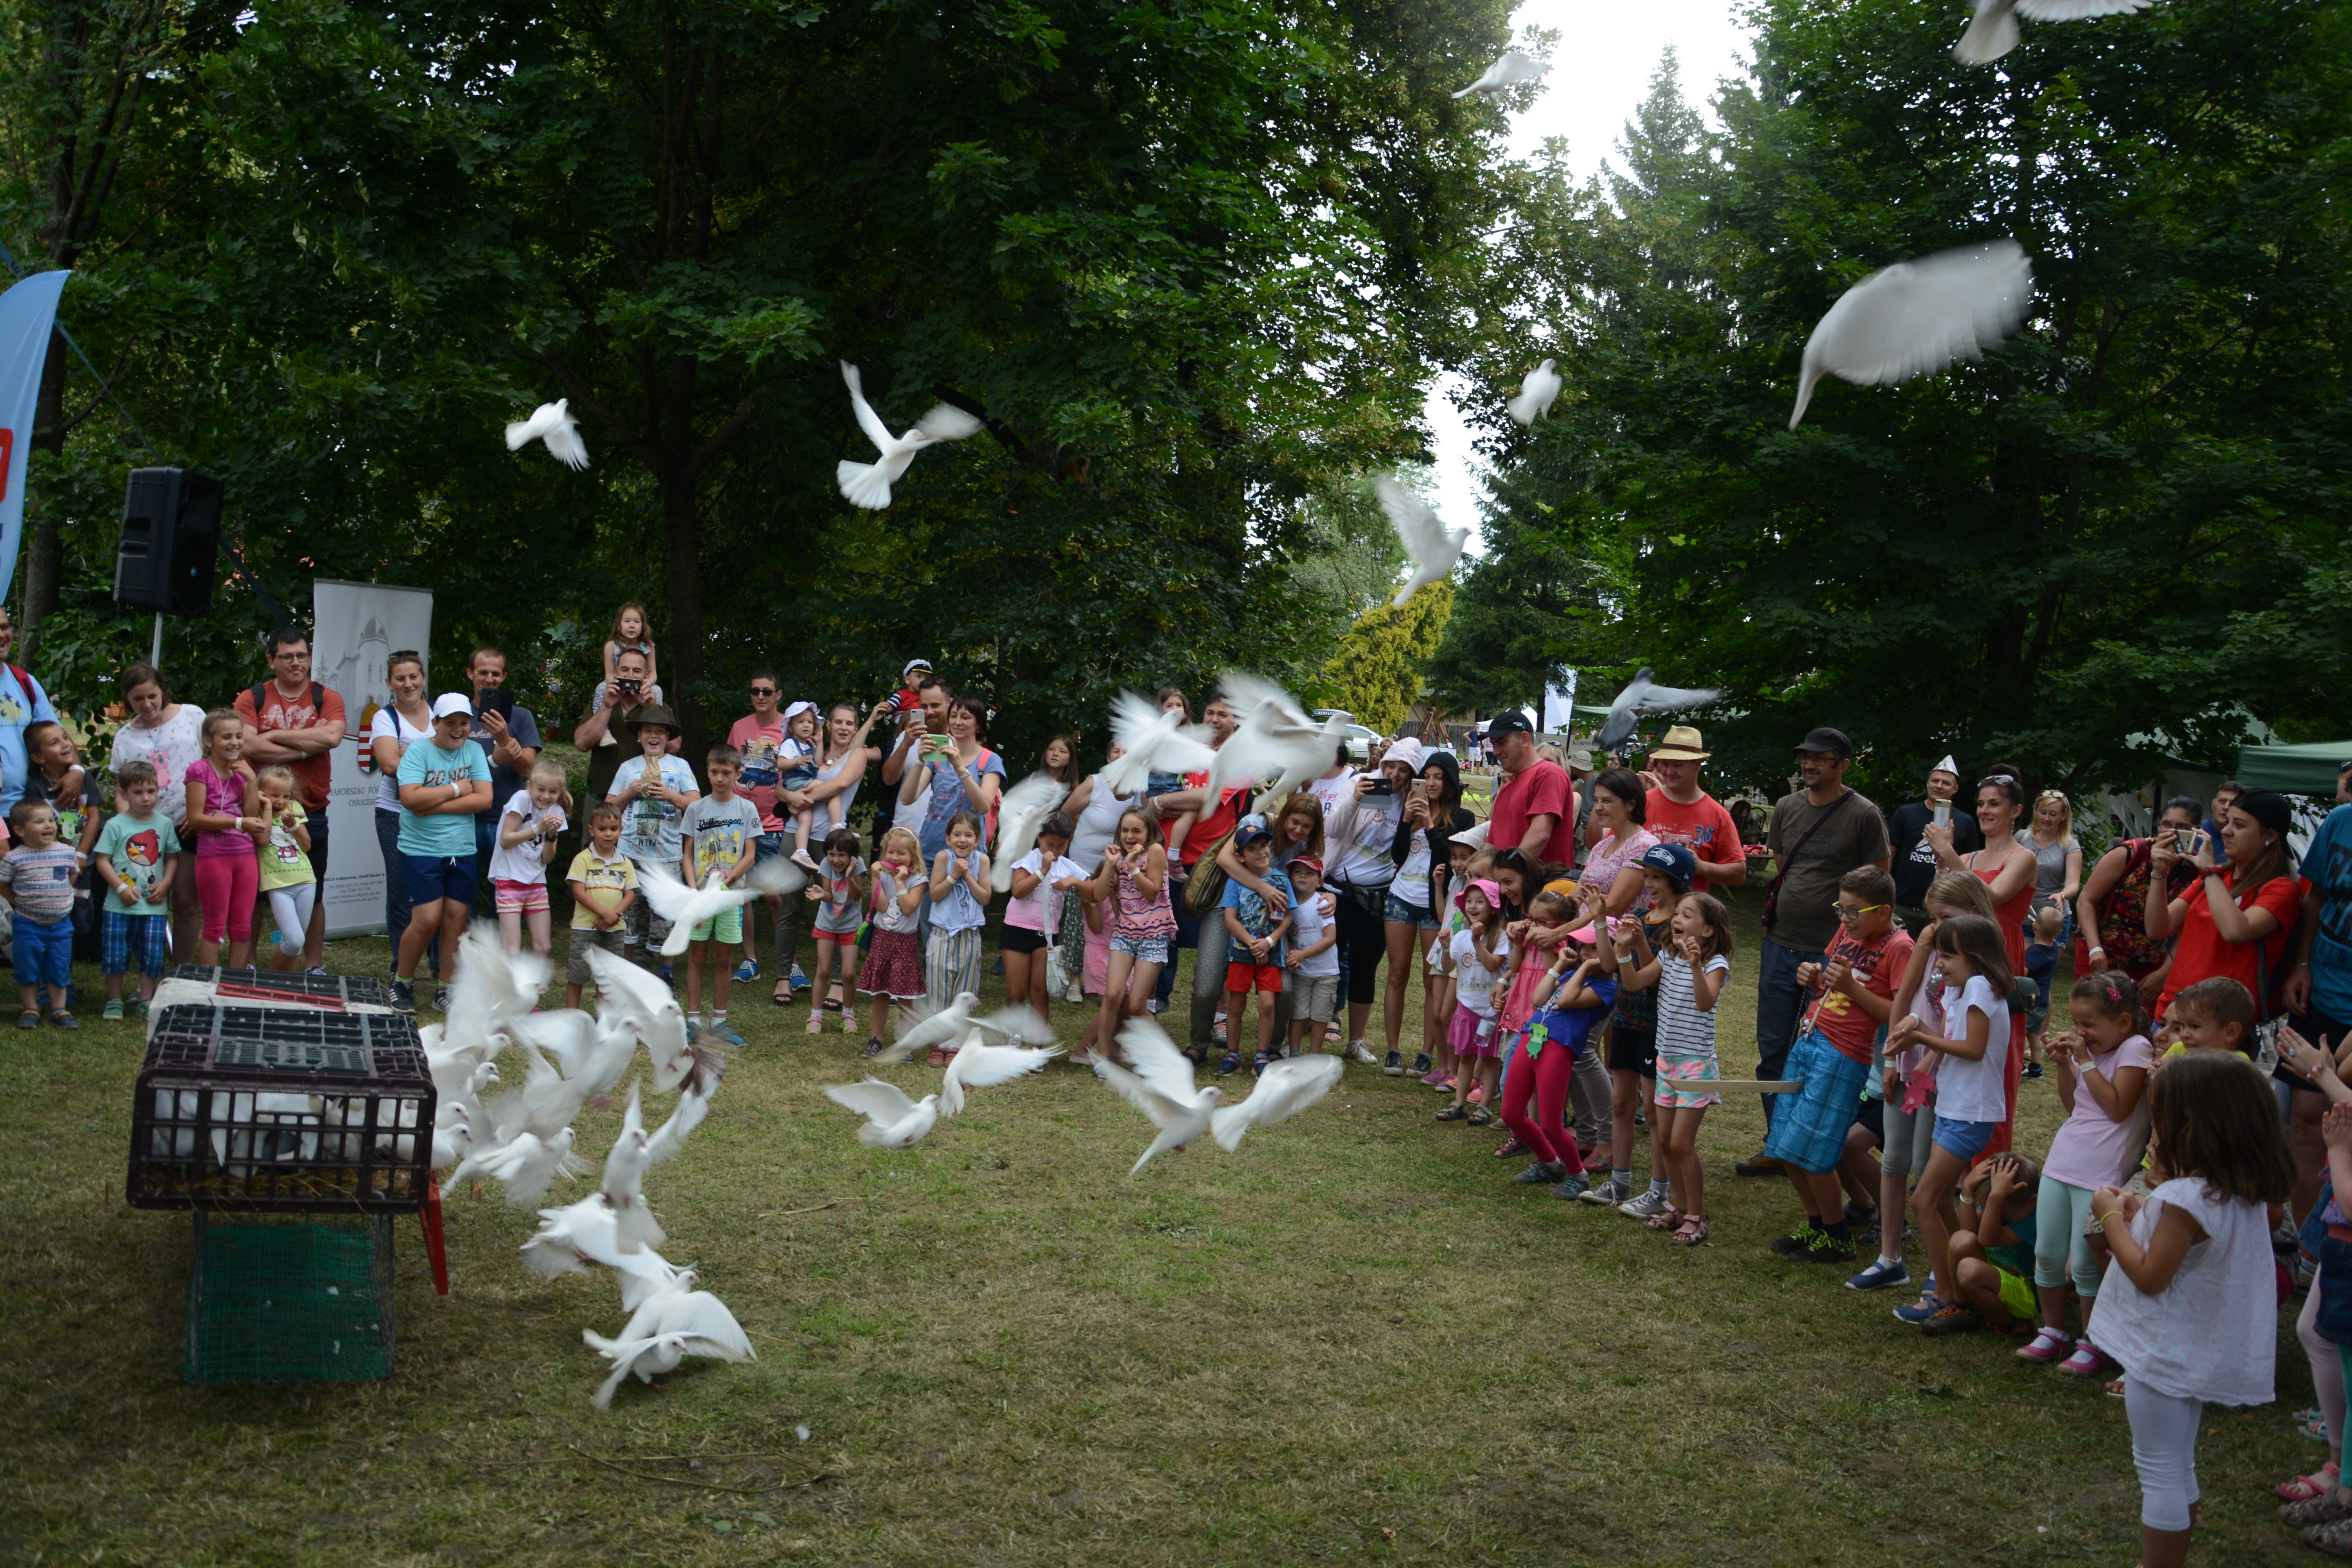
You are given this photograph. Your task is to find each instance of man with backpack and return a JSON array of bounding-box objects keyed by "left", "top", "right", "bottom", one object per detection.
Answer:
[
  {"left": 1740, "top": 726, "right": 1890, "bottom": 1177},
  {"left": 0, "top": 609, "right": 58, "bottom": 815},
  {"left": 235, "top": 628, "right": 348, "bottom": 970}
]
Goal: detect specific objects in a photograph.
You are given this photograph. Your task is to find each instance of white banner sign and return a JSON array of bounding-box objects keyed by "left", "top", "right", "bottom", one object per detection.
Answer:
[{"left": 312, "top": 579, "right": 434, "bottom": 938}]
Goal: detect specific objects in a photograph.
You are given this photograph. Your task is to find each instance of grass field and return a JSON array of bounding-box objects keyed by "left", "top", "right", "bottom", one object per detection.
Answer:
[{"left": 0, "top": 882, "right": 2322, "bottom": 1566}]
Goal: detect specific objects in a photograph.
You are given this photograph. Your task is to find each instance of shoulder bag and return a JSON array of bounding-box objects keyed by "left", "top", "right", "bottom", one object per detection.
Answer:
[{"left": 1759, "top": 788, "right": 1854, "bottom": 933}]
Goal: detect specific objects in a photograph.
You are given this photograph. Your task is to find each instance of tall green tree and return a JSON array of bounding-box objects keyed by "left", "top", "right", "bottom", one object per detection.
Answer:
[
  {"left": 1322, "top": 579, "right": 1452, "bottom": 735},
  {"left": 1440, "top": 1, "right": 2352, "bottom": 799}
]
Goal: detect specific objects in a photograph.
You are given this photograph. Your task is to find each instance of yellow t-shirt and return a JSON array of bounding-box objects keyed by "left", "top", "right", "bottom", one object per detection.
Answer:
[{"left": 567, "top": 846, "right": 637, "bottom": 929}]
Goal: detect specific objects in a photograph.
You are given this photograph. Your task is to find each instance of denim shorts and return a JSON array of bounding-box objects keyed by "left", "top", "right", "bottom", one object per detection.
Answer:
[
  {"left": 1932, "top": 1114, "right": 1998, "bottom": 1161},
  {"left": 1111, "top": 933, "right": 1171, "bottom": 965},
  {"left": 1383, "top": 891, "right": 1439, "bottom": 931}
]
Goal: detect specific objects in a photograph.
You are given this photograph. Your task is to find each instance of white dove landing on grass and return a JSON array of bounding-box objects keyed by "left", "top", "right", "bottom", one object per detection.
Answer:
[
  {"left": 1452, "top": 49, "right": 1548, "bottom": 98},
  {"left": 1507, "top": 359, "right": 1560, "bottom": 426},
  {"left": 1374, "top": 475, "right": 1469, "bottom": 606},
  {"left": 584, "top": 1328, "right": 755, "bottom": 1410},
  {"left": 504, "top": 400, "right": 589, "bottom": 471},
  {"left": 1954, "top": 0, "right": 2152, "bottom": 64},
  {"left": 835, "top": 361, "right": 985, "bottom": 509},
  {"left": 823, "top": 1078, "right": 940, "bottom": 1149},
  {"left": 1789, "top": 241, "right": 2034, "bottom": 429},
  {"left": 612, "top": 1269, "right": 754, "bottom": 1360}
]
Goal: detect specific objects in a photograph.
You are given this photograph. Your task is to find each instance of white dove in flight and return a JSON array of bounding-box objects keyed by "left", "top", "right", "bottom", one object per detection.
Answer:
[
  {"left": 1452, "top": 49, "right": 1549, "bottom": 98},
  {"left": 1507, "top": 358, "right": 1561, "bottom": 426},
  {"left": 869, "top": 991, "right": 980, "bottom": 1063},
  {"left": 824, "top": 1078, "right": 940, "bottom": 1149},
  {"left": 1091, "top": 1017, "right": 1225, "bottom": 1176},
  {"left": 1099, "top": 691, "right": 1216, "bottom": 799},
  {"left": 989, "top": 774, "right": 1070, "bottom": 893},
  {"left": 1205, "top": 672, "right": 1350, "bottom": 806},
  {"left": 1789, "top": 241, "right": 2034, "bottom": 429},
  {"left": 835, "top": 360, "right": 985, "bottom": 509},
  {"left": 580, "top": 944, "right": 692, "bottom": 1090},
  {"left": 1954, "top": 0, "right": 2152, "bottom": 64},
  {"left": 612, "top": 1269, "right": 754, "bottom": 1361},
  {"left": 635, "top": 856, "right": 808, "bottom": 958},
  {"left": 1375, "top": 475, "right": 1469, "bottom": 606},
  {"left": 519, "top": 1193, "right": 677, "bottom": 1286},
  {"left": 504, "top": 399, "right": 589, "bottom": 471},
  {"left": 583, "top": 1328, "right": 754, "bottom": 1410},
  {"left": 1210, "top": 1054, "right": 1345, "bottom": 1151},
  {"left": 447, "top": 1126, "right": 581, "bottom": 1209},
  {"left": 597, "top": 1083, "right": 664, "bottom": 1255},
  {"left": 1592, "top": 667, "right": 1724, "bottom": 756},
  {"left": 939, "top": 1029, "right": 1063, "bottom": 1118}
]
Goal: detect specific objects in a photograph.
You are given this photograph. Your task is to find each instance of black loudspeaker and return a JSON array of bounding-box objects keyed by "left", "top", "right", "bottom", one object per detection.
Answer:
[{"left": 114, "top": 467, "right": 222, "bottom": 615}]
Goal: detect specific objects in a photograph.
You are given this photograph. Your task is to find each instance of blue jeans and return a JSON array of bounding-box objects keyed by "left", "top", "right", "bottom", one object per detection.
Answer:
[
  {"left": 1755, "top": 935, "right": 1826, "bottom": 1132},
  {"left": 1157, "top": 898, "right": 1200, "bottom": 1011},
  {"left": 377, "top": 807, "right": 436, "bottom": 977}
]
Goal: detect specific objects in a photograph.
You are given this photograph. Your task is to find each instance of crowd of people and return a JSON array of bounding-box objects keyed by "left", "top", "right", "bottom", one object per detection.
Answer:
[{"left": 2, "top": 598, "right": 2348, "bottom": 1564}]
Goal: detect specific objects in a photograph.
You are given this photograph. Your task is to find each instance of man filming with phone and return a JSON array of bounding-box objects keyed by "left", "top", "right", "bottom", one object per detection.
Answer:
[
  {"left": 465, "top": 646, "right": 541, "bottom": 901},
  {"left": 574, "top": 647, "right": 667, "bottom": 805},
  {"left": 1888, "top": 755, "right": 1981, "bottom": 933}
]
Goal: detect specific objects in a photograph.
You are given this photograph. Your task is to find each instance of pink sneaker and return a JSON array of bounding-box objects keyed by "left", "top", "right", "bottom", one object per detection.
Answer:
[
  {"left": 2056, "top": 1340, "right": 2118, "bottom": 1378},
  {"left": 2014, "top": 1327, "right": 2073, "bottom": 1364}
]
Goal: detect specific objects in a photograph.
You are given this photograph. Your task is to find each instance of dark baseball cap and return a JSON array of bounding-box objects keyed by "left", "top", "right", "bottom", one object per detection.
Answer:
[
  {"left": 1637, "top": 841, "right": 1697, "bottom": 884},
  {"left": 1486, "top": 710, "right": 1535, "bottom": 739},
  {"left": 1795, "top": 726, "right": 1853, "bottom": 759}
]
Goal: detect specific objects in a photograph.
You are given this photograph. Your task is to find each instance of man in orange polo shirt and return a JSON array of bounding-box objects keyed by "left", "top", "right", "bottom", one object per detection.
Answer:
[{"left": 235, "top": 629, "right": 347, "bottom": 970}]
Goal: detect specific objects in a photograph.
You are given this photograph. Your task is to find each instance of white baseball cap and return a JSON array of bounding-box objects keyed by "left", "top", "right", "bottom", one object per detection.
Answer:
[{"left": 432, "top": 693, "right": 474, "bottom": 720}]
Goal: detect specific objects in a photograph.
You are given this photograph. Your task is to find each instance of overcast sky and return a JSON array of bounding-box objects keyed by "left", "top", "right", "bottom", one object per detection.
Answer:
[{"left": 1428, "top": 0, "right": 1756, "bottom": 552}]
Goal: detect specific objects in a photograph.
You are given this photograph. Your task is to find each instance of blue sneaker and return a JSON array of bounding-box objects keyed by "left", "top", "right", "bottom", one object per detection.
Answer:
[
  {"left": 390, "top": 978, "right": 416, "bottom": 1014},
  {"left": 1846, "top": 1257, "right": 1910, "bottom": 1292},
  {"left": 790, "top": 964, "right": 807, "bottom": 987},
  {"left": 733, "top": 958, "right": 759, "bottom": 983}
]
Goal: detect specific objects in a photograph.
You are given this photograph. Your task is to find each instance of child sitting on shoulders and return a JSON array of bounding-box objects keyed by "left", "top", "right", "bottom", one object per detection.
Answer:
[
  {"left": 1935, "top": 1151, "right": 2042, "bottom": 1337},
  {"left": 2091, "top": 1052, "right": 2292, "bottom": 1568},
  {"left": 1769, "top": 865, "right": 1912, "bottom": 1268},
  {"left": 603, "top": 600, "right": 658, "bottom": 691}
]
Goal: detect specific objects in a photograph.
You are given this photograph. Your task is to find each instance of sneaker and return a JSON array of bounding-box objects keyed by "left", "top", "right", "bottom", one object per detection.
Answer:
[
  {"left": 1466, "top": 1082, "right": 1486, "bottom": 1105},
  {"left": 1734, "top": 1151, "right": 1785, "bottom": 1178},
  {"left": 1513, "top": 1161, "right": 1565, "bottom": 1184},
  {"left": 1771, "top": 1223, "right": 1824, "bottom": 1258},
  {"left": 129, "top": 999, "right": 149, "bottom": 1022},
  {"left": 2022, "top": 1060, "right": 2044, "bottom": 1080},
  {"left": 1579, "top": 1176, "right": 1632, "bottom": 1207},
  {"left": 791, "top": 964, "right": 807, "bottom": 987},
  {"left": 1892, "top": 1291, "right": 1945, "bottom": 1327},
  {"left": 706, "top": 1020, "right": 746, "bottom": 1048},
  {"left": 1619, "top": 1189, "right": 1673, "bottom": 1220},
  {"left": 1411, "top": 1051, "right": 1432, "bottom": 1077},
  {"left": 1842, "top": 1200, "right": 1876, "bottom": 1229},
  {"left": 390, "top": 978, "right": 416, "bottom": 1013},
  {"left": 432, "top": 987, "right": 452, "bottom": 1013},
  {"left": 1216, "top": 1052, "right": 1241, "bottom": 1076},
  {"left": 657, "top": 963, "right": 673, "bottom": 983},
  {"left": 1212, "top": 1017, "right": 1228, "bottom": 1046},
  {"left": 15, "top": 1011, "right": 38, "bottom": 1030},
  {"left": 807, "top": 1011, "right": 826, "bottom": 1034},
  {"left": 686, "top": 1020, "right": 702, "bottom": 1044},
  {"left": 48, "top": 1011, "right": 78, "bottom": 1030},
  {"left": 1383, "top": 1049, "right": 1404, "bottom": 1076},
  {"left": 102, "top": 999, "right": 126, "bottom": 1022},
  {"left": 1919, "top": 1303, "right": 1983, "bottom": 1337},
  {"left": 1845, "top": 1257, "right": 1911, "bottom": 1292},
  {"left": 2056, "top": 1340, "right": 2119, "bottom": 1378},
  {"left": 734, "top": 958, "right": 760, "bottom": 983},
  {"left": 2015, "top": 1327, "right": 2075, "bottom": 1364},
  {"left": 1419, "top": 1069, "right": 1448, "bottom": 1087},
  {"left": 1801, "top": 1230, "right": 1860, "bottom": 1264},
  {"left": 792, "top": 849, "right": 822, "bottom": 872},
  {"left": 1552, "top": 1174, "right": 1593, "bottom": 1201},
  {"left": 1346, "top": 1040, "right": 1379, "bottom": 1066}
]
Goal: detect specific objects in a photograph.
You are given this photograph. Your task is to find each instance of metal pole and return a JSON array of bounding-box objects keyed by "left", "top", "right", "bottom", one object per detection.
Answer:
[{"left": 151, "top": 612, "right": 162, "bottom": 665}]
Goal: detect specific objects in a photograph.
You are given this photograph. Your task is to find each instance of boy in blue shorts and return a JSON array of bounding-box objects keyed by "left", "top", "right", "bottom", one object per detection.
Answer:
[
  {"left": 94, "top": 760, "right": 181, "bottom": 1020},
  {"left": 1767, "top": 864, "right": 1911, "bottom": 1265}
]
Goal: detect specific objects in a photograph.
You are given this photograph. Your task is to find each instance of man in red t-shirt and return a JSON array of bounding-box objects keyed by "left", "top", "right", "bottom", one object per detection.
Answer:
[
  {"left": 1638, "top": 726, "right": 1746, "bottom": 894},
  {"left": 1484, "top": 711, "right": 1570, "bottom": 865},
  {"left": 235, "top": 628, "right": 348, "bottom": 969}
]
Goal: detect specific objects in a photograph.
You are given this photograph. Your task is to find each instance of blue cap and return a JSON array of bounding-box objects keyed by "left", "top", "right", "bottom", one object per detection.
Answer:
[{"left": 1638, "top": 841, "right": 1697, "bottom": 884}]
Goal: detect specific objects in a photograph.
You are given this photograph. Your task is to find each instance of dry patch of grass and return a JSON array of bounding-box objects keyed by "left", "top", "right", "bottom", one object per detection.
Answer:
[{"left": 0, "top": 887, "right": 2316, "bottom": 1566}]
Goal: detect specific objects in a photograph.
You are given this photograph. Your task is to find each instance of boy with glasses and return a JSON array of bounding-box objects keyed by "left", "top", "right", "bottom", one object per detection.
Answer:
[{"left": 1765, "top": 865, "right": 1911, "bottom": 1266}]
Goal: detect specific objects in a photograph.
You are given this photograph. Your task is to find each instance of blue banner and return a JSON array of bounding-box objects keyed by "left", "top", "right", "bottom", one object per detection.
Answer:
[{"left": 0, "top": 269, "right": 70, "bottom": 604}]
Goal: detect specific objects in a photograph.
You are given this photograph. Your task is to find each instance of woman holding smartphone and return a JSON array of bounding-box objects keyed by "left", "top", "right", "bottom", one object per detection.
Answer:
[
  {"left": 898, "top": 694, "right": 1005, "bottom": 864},
  {"left": 2076, "top": 797, "right": 2204, "bottom": 991},
  {"left": 1378, "top": 750, "right": 1473, "bottom": 1076},
  {"left": 2143, "top": 789, "right": 2301, "bottom": 1024}
]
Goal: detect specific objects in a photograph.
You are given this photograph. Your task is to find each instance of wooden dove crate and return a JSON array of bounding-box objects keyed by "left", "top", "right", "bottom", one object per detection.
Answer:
[
  {"left": 164, "top": 964, "right": 397, "bottom": 1008},
  {"left": 128, "top": 1005, "right": 436, "bottom": 1214}
]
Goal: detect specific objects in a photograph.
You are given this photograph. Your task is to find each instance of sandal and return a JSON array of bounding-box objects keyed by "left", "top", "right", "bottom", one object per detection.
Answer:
[
  {"left": 1670, "top": 1216, "right": 1709, "bottom": 1247},
  {"left": 1644, "top": 1204, "right": 1688, "bottom": 1233},
  {"left": 806, "top": 1011, "right": 825, "bottom": 1034},
  {"left": 2308, "top": 1515, "right": 2352, "bottom": 1557},
  {"left": 1436, "top": 1103, "right": 1468, "bottom": 1122},
  {"left": 2281, "top": 1464, "right": 2342, "bottom": 1503},
  {"left": 2283, "top": 1492, "right": 2352, "bottom": 1528},
  {"left": 1491, "top": 1135, "right": 1526, "bottom": 1158},
  {"left": 1466, "top": 1106, "right": 1495, "bottom": 1127},
  {"left": 772, "top": 982, "right": 793, "bottom": 1007}
]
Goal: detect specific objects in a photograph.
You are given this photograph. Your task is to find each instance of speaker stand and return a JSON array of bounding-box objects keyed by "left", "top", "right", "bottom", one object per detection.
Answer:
[{"left": 150, "top": 612, "right": 162, "bottom": 665}]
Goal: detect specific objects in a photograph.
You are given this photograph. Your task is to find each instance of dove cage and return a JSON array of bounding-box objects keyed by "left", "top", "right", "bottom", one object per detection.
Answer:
[
  {"left": 127, "top": 1004, "right": 436, "bottom": 1214},
  {"left": 183, "top": 1212, "right": 397, "bottom": 1383}
]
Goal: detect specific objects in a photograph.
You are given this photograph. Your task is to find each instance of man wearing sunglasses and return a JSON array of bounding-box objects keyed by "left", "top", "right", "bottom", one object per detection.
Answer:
[
  {"left": 1742, "top": 726, "right": 1891, "bottom": 1178},
  {"left": 729, "top": 673, "right": 810, "bottom": 1002}
]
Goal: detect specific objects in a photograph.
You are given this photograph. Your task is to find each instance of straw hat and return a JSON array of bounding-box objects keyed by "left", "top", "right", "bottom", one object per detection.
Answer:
[{"left": 1648, "top": 725, "right": 1710, "bottom": 762}]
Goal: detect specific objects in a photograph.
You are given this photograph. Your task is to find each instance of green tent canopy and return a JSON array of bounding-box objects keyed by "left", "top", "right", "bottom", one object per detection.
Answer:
[{"left": 2234, "top": 741, "right": 2352, "bottom": 796}]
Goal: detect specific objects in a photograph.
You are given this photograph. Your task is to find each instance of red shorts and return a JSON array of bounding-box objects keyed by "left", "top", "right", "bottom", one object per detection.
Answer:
[{"left": 1224, "top": 960, "right": 1283, "bottom": 995}]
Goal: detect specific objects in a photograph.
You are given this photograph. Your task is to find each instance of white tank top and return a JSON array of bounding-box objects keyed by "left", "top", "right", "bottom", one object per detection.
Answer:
[
  {"left": 818, "top": 749, "right": 865, "bottom": 832},
  {"left": 1070, "top": 770, "right": 1133, "bottom": 872}
]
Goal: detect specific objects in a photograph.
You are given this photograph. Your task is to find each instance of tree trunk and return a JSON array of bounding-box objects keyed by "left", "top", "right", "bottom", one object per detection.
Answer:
[
  {"left": 19, "top": 329, "right": 70, "bottom": 657},
  {"left": 661, "top": 475, "right": 704, "bottom": 764}
]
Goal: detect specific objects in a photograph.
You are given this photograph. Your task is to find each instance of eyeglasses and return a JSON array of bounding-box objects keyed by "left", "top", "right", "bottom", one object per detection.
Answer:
[{"left": 1831, "top": 901, "right": 1889, "bottom": 921}]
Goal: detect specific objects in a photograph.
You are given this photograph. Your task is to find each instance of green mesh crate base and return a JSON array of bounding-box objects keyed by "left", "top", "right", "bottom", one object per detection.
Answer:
[{"left": 185, "top": 1215, "right": 397, "bottom": 1383}]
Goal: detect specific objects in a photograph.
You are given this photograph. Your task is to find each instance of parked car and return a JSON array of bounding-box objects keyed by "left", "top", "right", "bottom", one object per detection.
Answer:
[{"left": 1312, "top": 711, "right": 1383, "bottom": 765}]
